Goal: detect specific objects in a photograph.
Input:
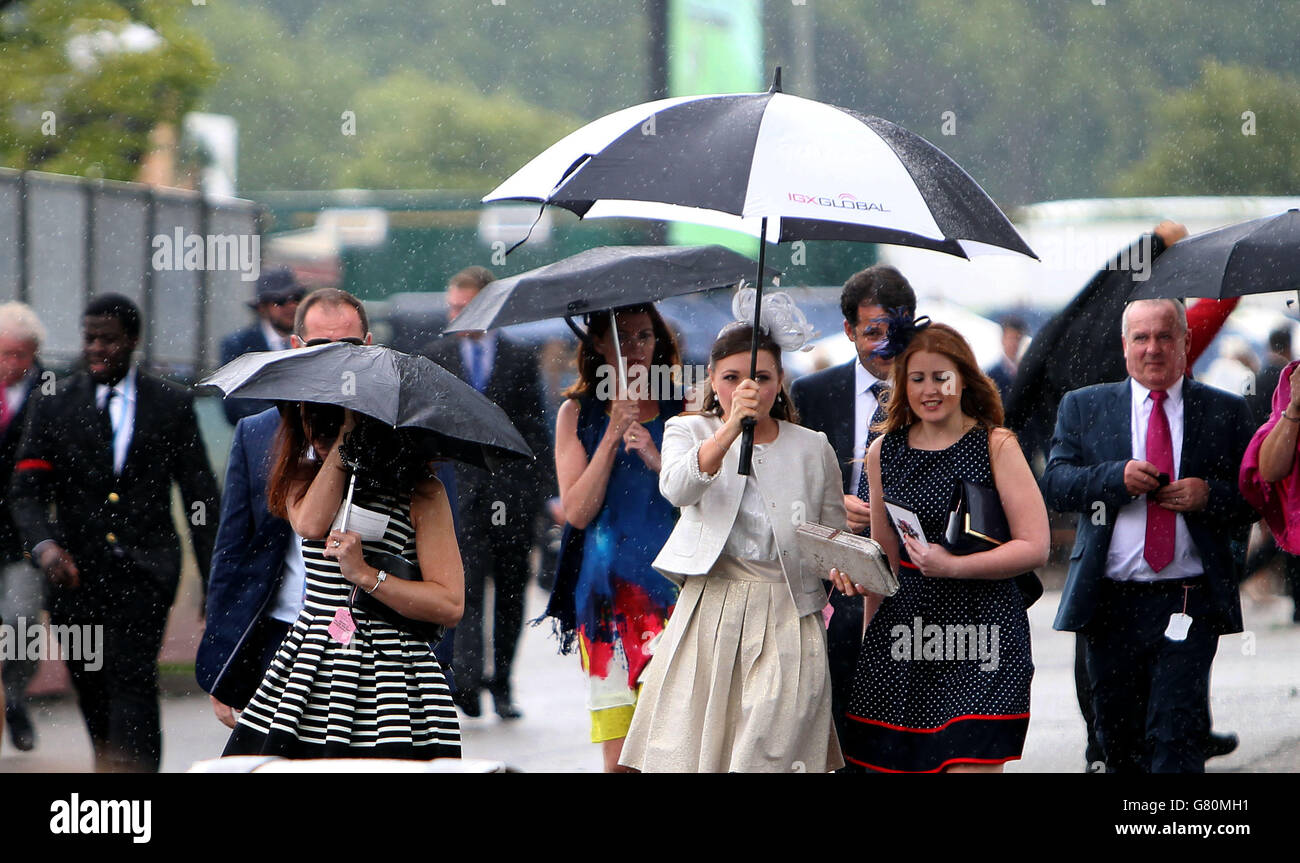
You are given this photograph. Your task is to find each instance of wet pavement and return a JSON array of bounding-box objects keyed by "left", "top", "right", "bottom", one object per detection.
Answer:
[{"left": 4, "top": 581, "right": 1299, "bottom": 773}]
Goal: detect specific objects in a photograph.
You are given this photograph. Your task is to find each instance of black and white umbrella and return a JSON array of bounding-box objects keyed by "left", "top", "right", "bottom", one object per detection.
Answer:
[
  {"left": 485, "top": 70, "right": 1035, "bottom": 260},
  {"left": 485, "top": 69, "right": 1036, "bottom": 471}
]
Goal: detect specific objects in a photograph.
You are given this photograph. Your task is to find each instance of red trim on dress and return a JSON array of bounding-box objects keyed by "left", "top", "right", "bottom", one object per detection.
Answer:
[
  {"left": 845, "top": 711, "right": 1031, "bottom": 733},
  {"left": 15, "top": 459, "right": 53, "bottom": 472},
  {"left": 844, "top": 753, "right": 1021, "bottom": 773}
]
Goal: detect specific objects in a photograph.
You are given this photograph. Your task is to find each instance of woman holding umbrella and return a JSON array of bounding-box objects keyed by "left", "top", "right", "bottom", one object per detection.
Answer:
[
  {"left": 546, "top": 304, "right": 685, "bottom": 772},
  {"left": 223, "top": 405, "right": 464, "bottom": 759},
  {"left": 619, "top": 295, "right": 846, "bottom": 772}
]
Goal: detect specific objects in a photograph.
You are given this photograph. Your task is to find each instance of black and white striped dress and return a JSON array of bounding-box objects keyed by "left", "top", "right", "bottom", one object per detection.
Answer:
[{"left": 224, "top": 487, "right": 460, "bottom": 760}]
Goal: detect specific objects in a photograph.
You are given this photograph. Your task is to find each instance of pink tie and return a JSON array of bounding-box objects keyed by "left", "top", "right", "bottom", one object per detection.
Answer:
[
  {"left": 0, "top": 387, "right": 9, "bottom": 433},
  {"left": 1144, "top": 390, "right": 1175, "bottom": 572}
]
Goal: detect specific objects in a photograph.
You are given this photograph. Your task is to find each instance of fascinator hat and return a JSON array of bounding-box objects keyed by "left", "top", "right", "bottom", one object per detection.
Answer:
[
  {"left": 721, "top": 286, "right": 818, "bottom": 352},
  {"left": 870, "top": 307, "right": 932, "bottom": 360}
]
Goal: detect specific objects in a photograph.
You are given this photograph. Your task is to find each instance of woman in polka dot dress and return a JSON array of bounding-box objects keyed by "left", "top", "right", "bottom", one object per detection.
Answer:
[{"left": 831, "top": 321, "right": 1049, "bottom": 772}]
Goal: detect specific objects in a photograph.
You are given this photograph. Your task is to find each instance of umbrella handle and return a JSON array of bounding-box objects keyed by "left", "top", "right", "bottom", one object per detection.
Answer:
[
  {"left": 338, "top": 471, "right": 357, "bottom": 532},
  {"left": 737, "top": 417, "right": 756, "bottom": 476}
]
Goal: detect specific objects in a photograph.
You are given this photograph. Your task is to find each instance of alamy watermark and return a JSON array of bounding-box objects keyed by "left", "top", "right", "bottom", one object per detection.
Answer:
[
  {"left": 151, "top": 227, "right": 261, "bottom": 281},
  {"left": 0, "top": 616, "right": 103, "bottom": 671},
  {"left": 890, "top": 615, "right": 1000, "bottom": 671},
  {"left": 594, "top": 362, "right": 708, "bottom": 402},
  {"left": 1037, "top": 230, "right": 1156, "bottom": 281}
]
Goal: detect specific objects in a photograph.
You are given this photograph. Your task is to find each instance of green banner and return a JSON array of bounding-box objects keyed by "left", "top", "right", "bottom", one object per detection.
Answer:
[{"left": 666, "top": 0, "right": 763, "bottom": 260}]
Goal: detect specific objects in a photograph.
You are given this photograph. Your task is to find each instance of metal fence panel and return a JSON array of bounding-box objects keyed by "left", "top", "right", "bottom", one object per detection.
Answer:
[{"left": 27, "top": 173, "right": 88, "bottom": 362}]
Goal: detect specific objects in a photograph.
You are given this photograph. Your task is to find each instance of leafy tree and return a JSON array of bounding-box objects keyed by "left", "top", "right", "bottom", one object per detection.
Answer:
[
  {"left": 0, "top": 0, "right": 215, "bottom": 180},
  {"left": 1110, "top": 61, "right": 1300, "bottom": 196}
]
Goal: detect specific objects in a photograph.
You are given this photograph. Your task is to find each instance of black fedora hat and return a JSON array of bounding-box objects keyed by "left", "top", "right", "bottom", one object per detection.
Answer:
[{"left": 247, "top": 266, "right": 304, "bottom": 309}]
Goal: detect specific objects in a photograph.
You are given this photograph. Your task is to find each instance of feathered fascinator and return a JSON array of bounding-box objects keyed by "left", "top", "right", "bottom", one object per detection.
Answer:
[
  {"left": 869, "top": 307, "right": 931, "bottom": 360},
  {"left": 726, "top": 287, "right": 817, "bottom": 352}
]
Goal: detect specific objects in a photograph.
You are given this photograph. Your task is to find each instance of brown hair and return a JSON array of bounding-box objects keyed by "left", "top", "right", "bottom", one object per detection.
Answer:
[
  {"left": 695, "top": 323, "right": 799, "bottom": 423},
  {"left": 293, "top": 288, "right": 370, "bottom": 339},
  {"left": 876, "top": 322, "right": 1003, "bottom": 436},
  {"left": 266, "top": 403, "right": 435, "bottom": 518},
  {"left": 449, "top": 265, "right": 494, "bottom": 292},
  {"left": 562, "top": 304, "right": 682, "bottom": 400},
  {"left": 266, "top": 403, "right": 325, "bottom": 519}
]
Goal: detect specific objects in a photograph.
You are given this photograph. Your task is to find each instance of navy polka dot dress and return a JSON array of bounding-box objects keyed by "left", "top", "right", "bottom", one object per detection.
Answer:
[{"left": 843, "top": 425, "right": 1032, "bottom": 772}]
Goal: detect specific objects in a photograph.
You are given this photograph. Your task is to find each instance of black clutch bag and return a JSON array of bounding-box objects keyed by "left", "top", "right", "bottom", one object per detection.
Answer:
[
  {"left": 348, "top": 549, "right": 447, "bottom": 647},
  {"left": 943, "top": 478, "right": 1043, "bottom": 609}
]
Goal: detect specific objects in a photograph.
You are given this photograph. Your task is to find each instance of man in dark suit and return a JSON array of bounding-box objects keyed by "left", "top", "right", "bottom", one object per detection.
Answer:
[
  {"left": 421, "top": 266, "right": 553, "bottom": 719},
  {"left": 789, "top": 265, "right": 916, "bottom": 750},
  {"left": 985, "top": 315, "right": 1027, "bottom": 407},
  {"left": 218, "top": 267, "right": 304, "bottom": 426},
  {"left": 10, "top": 294, "right": 219, "bottom": 772},
  {"left": 1041, "top": 297, "right": 1257, "bottom": 773},
  {"left": 198, "top": 288, "right": 373, "bottom": 728},
  {"left": 0, "top": 302, "right": 48, "bottom": 751}
]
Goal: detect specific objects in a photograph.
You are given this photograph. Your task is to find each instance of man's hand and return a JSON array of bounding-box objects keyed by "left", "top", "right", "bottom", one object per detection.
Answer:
[
  {"left": 1154, "top": 220, "right": 1189, "bottom": 247},
  {"left": 1154, "top": 477, "right": 1210, "bottom": 512},
  {"left": 210, "top": 695, "right": 237, "bottom": 729},
  {"left": 844, "top": 494, "right": 871, "bottom": 533},
  {"left": 36, "top": 543, "right": 80, "bottom": 589},
  {"left": 1123, "top": 460, "right": 1163, "bottom": 497}
]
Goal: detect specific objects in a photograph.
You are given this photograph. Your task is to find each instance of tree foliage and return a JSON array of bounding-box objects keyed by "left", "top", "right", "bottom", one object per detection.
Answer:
[{"left": 0, "top": 0, "right": 216, "bottom": 180}]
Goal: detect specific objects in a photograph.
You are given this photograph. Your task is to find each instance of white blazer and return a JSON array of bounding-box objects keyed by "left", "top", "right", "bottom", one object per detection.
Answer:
[{"left": 652, "top": 413, "right": 848, "bottom": 617}]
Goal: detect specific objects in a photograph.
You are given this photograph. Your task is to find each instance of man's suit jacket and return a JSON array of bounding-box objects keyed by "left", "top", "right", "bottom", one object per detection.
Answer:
[
  {"left": 0, "top": 367, "right": 43, "bottom": 564},
  {"left": 421, "top": 335, "right": 554, "bottom": 519},
  {"left": 1040, "top": 378, "right": 1258, "bottom": 635},
  {"left": 654, "top": 414, "right": 847, "bottom": 617},
  {"left": 195, "top": 407, "right": 293, "bottom": 706},
  {"left": 790, "top": 359, "right": 857, "bottom": 494},
  {"left": 220, "top": 325, "right": 276, "bottom": 425},
  {"left": 9, "top": 370, "right": 220, "bottom": 616}
]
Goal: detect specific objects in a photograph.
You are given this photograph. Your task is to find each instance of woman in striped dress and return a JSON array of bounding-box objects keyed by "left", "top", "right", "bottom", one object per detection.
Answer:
[{"left": 223, "top": 405, "right": 463, "bottom": 759}]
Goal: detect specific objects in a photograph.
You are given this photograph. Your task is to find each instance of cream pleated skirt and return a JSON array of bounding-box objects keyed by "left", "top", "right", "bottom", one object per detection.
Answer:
[{"left": 619, "top": 555, "right": 843, "bottom": 773}]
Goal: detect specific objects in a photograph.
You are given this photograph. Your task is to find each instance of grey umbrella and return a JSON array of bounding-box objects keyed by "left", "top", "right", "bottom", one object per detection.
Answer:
[
  {"left": 1128, "top": 209, "right": 1300, "bottom": 301},
  {"left": 443, "top": 243, "right": 778, "bottom": 390},
  {"left": 199, "top": 342, "right": 533, "bottom": 472}
]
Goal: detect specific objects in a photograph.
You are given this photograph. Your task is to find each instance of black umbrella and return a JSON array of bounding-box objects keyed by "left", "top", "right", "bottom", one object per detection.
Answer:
[
  {"left": 1128, "top": 209, "right": 1300, "bottom": 301},
  {"left": 199, "top": 342, "right": 533, "bottom": 472},
  {"left": 485, "top": 67, "right": 1036, "bottom": 472},
  {"left": 442, "top": 244, "right": 778, "bottom": 388}
]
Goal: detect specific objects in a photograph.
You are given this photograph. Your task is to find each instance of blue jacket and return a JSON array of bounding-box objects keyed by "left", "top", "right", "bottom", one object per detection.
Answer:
[
  {"left": 1040, "top": 378, "right": 1258, "bottom": 635},
  {"left": 196, "top": 407, "right": 293, "bottom": 706},
  {"left": 219, "top": 326, "right": 276, "bottom": 425}
]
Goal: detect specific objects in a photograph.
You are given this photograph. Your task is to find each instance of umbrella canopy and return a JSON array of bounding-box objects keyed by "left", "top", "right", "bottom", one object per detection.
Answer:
[
  {"left": 199, "top": 342, "right": 533, "bottom": 472},
  {"left": 485, "top": 71, "right": 1035, "bottom": 260},
  {"left": 1129, "top": 209, "right": 1300, "bottom": 300},
  {"left": 442, "top": 244, "right": 778, "bottom": 334}
]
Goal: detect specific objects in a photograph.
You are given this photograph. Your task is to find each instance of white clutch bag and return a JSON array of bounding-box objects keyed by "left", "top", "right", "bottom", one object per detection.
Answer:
[{"left": 796, "top": 522, "right": 899, "bottom": 597}]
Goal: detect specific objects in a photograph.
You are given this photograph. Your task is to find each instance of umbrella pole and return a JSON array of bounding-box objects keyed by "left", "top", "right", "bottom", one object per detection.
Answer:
[
  {"left": 609, "top": 308, "right": 629, "bottom": 397},
  {"left": 737, "top": 217, "right": 769, "bottom": 476},
  {"left": 339, "top": 470, "right": 357, "bottom": 532}
]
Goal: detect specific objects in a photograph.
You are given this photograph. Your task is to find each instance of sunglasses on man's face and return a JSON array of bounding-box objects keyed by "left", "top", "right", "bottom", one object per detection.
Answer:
[
  {"left": 269, "top": 293, "right": 305, "bottom": 307},
  {"left": 303, "top": 337, "right": 365, "bottom": 347}
]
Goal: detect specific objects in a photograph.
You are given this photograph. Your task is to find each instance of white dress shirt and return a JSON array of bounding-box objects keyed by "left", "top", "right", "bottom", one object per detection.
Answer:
[
  {"left": 849, "top": 361, "right": 887, "bottom": 494},
  {"left": 95, "top": 365, "right": 137, "bottom": 475},
  {"left": 267, "top": 535, "right": 307, "bottom": 624},
  {"left": 259, "top": 320, "right": 291, "bottom": 352},
  {"left": 721, "top": 444, "right": 779, "bottom": 561},
  {"left": 1105, "top": 377, "right": 1204, "bottom": 582}
]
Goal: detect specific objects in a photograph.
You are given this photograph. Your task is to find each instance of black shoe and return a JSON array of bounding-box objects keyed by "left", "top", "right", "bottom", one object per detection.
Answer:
[
  {"left": 1203, "top": 731, "right": 1239, "bottom": 760},
  {"left": 451, "top": 689, "right": 481, "bottom": 718},
  {"left": 490, "top": 689, "right": 523, "bottom": 721},
  {"left": 5, "top": 704, "right": 36, "bottom": 752}
]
